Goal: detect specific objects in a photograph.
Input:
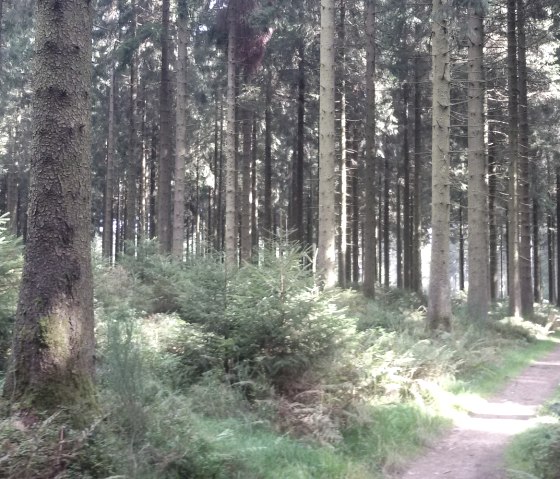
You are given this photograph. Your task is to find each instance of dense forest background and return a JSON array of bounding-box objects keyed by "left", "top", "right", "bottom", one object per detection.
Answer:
[
  {"left": 1, "top": 0, "right": 560, "bottom": 478},
  {"left": 0, "top": 0, "right": 558, "bottom": 318}
]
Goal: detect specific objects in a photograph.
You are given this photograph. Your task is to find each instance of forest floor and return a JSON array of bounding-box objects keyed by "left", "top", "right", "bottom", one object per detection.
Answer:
[{"left": 393, "top": 340, "right": 560, "bottom": 479}]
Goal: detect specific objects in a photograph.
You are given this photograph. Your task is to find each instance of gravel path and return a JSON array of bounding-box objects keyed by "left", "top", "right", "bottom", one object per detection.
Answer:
[{"left": 393, "top": 342, "right": 560, "bottom": 479}]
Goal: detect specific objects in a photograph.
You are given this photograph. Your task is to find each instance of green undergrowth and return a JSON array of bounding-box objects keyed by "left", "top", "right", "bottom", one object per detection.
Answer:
[
  {"left": 506, "top": 388, "right": 560, "bottom": 479},
  {"left": 1, "top": 242, "right": 558, "bottom": 478}
]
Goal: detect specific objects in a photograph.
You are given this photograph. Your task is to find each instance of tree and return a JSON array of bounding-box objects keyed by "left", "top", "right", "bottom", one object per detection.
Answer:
[
  {"left": 158, "top": 0, "right": 173, "bottom": 253},
  {"left": 363, "top": 0, "right": 376, "bottom": 298},
  {"left": 316, "top": 0, "right": 337, "bottom": 288},
  {"left": 427, "top": 0, "right": 451, "bottom": 330},
  {"left": 172, "top": 0, "right": 189, "bottom": 260},
  {"left": 4, "top": 0, "right": 95, "bottom": 409},
  {"left": 466, "top": 0, "right": 489, "bottom": 321}
]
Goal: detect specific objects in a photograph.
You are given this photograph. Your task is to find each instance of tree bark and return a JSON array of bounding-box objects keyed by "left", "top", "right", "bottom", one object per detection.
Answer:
[
  {"left": 103, "top": 68, "right": 116, "bottom": 260},
  {"left": 488, "top": 109, "right": 498, "bottom": 301},
  {"left": 263, "top": 68, "right": 273, "bottom": 240},
  {"left": 412, "top": 56, "right": 423, "bottom": 293},
  {"left": 172, "top": 0, "right": 189, "bottom": 260},
  {"left": 363, "top": 0, "right": 377, "bottom": 298},
  {"left": 240, "top": 104, "right": 252, "bottom": 263},
  {"left": 4, "top": 0, "right": 95, "bottom": 410},
  {"left": 157, "top": 0, "right": 173, "bottom": 253},
  {"left": 403, "top": 84, "right": 411, "bottom": 290},
  {"left": 517, "top": 0, "right": 533, "bottom": 316},
  {"left": 224, "top": 0, "right": 238, "bottom": 269},
  {"left": 467, "top": 3, "right": 489, "bottom": 320},
  {"left": 427, "top": 0, "right": 451, "bottom": 331},
  {"left": 507, "top": 0, "right": 521, "bottom": 317},
  {"left": 317, "top": 0, "right": 337, "bottom": 288}
]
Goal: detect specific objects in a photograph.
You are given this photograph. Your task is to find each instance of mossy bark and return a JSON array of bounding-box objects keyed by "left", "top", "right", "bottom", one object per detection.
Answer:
[{"left": 3, "top": 0, "right": 96, "bottom": 412}]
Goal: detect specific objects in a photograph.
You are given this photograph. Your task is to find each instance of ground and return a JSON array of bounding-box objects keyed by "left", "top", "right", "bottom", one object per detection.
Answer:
[{"left": 393, "top": 342, "right": 560, "bottom": 479}]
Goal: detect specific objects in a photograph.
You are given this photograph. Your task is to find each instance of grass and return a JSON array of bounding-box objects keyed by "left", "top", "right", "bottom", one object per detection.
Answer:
[{"left": 505, "top": 386, "right": 560, "bottom": 479}]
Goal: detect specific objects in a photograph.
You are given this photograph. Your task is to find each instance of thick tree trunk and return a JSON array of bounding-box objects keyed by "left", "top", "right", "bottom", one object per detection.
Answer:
[
  {"left": 172, "top": 0, "right": 189, "bottom": 260},
  {"left": 251, "top": 114, "right": 258, "bottom": 252},
  {"left": 396, "top": 166, "right": 402, "bottom": 289},
  {"left": 459, "top": 203, "right": 465, "bottom": 291},
  {"left": 517, "top": 0, "right": 533, "bottom": 316},
  {"left": 224, "top": 0, "right": 238, "bottom": 269},
  {"left": 427, "top": 0, "right": 451, "bottom": 331},
  {"left": 352, "top": 129, "right": 360, "bottom": 283},
  {"left": 149, "top": 125, "right": 157, "bottom": 240},
  {"left": 317, "top": 0, "right": 337, "bottom": 288},
  {"left": 466, "top": 4, "right": 489, "bottom": 320},
  {"left": 363, "top": 0, "right": 377, "bottom": 297},
  {"left": 337, "top": 2, "right": 347, "bottom": 287},
  {"left": 4, "top": 0, "right": 95, "bottom": 409},
  {"left": 507, "top": 0, "right": 521, "bottom": 317},
  {"left": 157, "top": 0, "right": 173, "bottom": 252}
]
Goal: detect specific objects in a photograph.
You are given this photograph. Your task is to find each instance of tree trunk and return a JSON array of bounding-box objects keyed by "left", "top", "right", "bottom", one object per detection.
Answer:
[
  {"left": 6, "top": 127, "right": 18, "bottom": 237},
  {"left": 488, "top": 110, "right": 498, "bottom": 301},
  {"left": 251, "top": 114, "right": 258, "bottom": 252},
  {"left": 533, "top": 197, "right": 540, "bottom": 302},
  {"left": 103, "top": 68, "right": 116, "bottom": 260},
  {"left": 517, "top": 0, "right": 533, "bottom": 316},
  {"left": 317, "top": 0, "right": 337, "bottom": 288},
  {"left": 263, "top": 68, "right": 273, "bottom": 241},
  {"left": 157, "top": 0, "right": 173, "bottom": 253},
  {"left": 125, "top": 18, "right": 139, "bottom": 252},
  {"left": 352, "top": 128, "right": 360, "bottom": 283},
  {"left": 412, "top": 56, "right": 423, "bottom": 293},
  {"left": 4, "top": 0, "right": 95, "bottom": 410},
  {"left": 149, "top": 125, "right": 157, "bottom": 240},
  {"left": 403, "top": 84, "right": 411, "bottom": 290},
  {"left": 466, "top": 4, "right": 489, "bottom": 320},
  {"left": 224, "top": 0, "right": 238, "bottom": 269},
  {"left": 383, "top": 147, "right": 390, "bottom": 288},
  {"left": 363, "top": 0, "right": 377, "bottom": 297},
  {"left": 240, "top": 104, "right": 252, "bottom": 263},
  {"left": 427, "top": 0, "right": 451, "bottom": 331},
  {"left": 459, "top": 203, "right": 465, "bottom": 291},
  {"left": 172, "top": 0, "right": 189, "bottom": 260},
  {"left": 507, "top": 0, "right": 521, "bottom": 317}
]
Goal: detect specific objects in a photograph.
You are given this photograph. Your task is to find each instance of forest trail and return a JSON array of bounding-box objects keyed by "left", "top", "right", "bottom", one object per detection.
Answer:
[{"left": 393, "top": 341, "right": 560, "bottom": 479}]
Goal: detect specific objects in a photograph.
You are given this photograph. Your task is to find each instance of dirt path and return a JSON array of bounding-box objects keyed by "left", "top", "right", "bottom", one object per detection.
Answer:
[{"left": 394, "top": 342, "right": 560, "bottom": 479}]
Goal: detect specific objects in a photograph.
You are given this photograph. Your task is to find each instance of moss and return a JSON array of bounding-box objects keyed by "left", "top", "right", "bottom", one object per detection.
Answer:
[{"left": 38, "top": 315, "right": 70, "bottom": 362}]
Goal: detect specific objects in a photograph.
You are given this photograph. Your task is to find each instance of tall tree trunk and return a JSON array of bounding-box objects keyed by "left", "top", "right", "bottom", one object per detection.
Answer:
[
  {"left": 317, "top": 0, "right": 337, "bottom": 288},
  {"left": 251, "top": 114, "right": 258, "bottom": 252},
  {"left": 403, "top": 84, "right": 411, "bottom": 289},
  {"left": 363, "top": 0, "right": 377, "bottom": 297},
  {"left": 488, "top": 110, "right": 498, "bottom": 301},
  {"left": 412, "top": 56, "right": 423, "bottom": 293},
  {"left": 172, "top": 0, "right": 189, "bottom": 259},
  {"left": 507, "top": 0, "right": 521, "bottom": 317},
  {"left": 337, "top": 1, "right": 347, "bottom": 287},
  {"left": 548, "top": 212, "right": 555, "bottom": 304},
  {"left": 383, "top": 148, "right": 390, "bottom": 287},
  {"left": 396, "top": 166, "right": 402, "bottom": 289},
  {"left": 467, "top": 3, "right": 489, "bottom": 320},
  {"left": 427, "top": 0, "right": 451, "bottom": 331},
  {"left": 157, "top": 0, "right": 173, "bottom": 252},
  {"left": 263, "top": 68, "right": 273, "bottom": 240},
  {"left": 103, "top": 68, "right": 116, "bottom": 260},
  {"left": 4, "top": 0, "right": 95, "bottom": 409},
  {"left": 533, "top": 197, "right": 540, "bottom": 302},
  {"left": 517, "top": 0, "right": 533, "bottom": 316},
  {"left": 290, "top": 42, "right": 305, "bottom": 245},
  {"left": 240, "top": 104, "right": 252, "bottom": 263},
  {"left": 224, "top": 0, "right": 238, "bottom": 269},
  {"left": 352, "top": 128, "right": 360, "bottom": 283},
  {"left": 556, "top": 167, "right": 560, "bottom": 307},
  {"left": 149, "top": 126, "right": 157, "bottom": 240},
  {"left": 125, "top": 12, "right": 139, "bottom": 252}
]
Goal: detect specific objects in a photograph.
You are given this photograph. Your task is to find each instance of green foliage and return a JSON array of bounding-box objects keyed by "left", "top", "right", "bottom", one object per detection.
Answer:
[
  {"left": 0, "top": 214, "right": 22, "bottom": 371},
  {"left": 507, "top": 424, "right": 560, "bottom": 479}
]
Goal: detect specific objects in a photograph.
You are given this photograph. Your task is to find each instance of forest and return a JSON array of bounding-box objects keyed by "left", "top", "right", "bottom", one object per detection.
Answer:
[{"left": 1, "top": 0, "right": 560, "bottom": 478}]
